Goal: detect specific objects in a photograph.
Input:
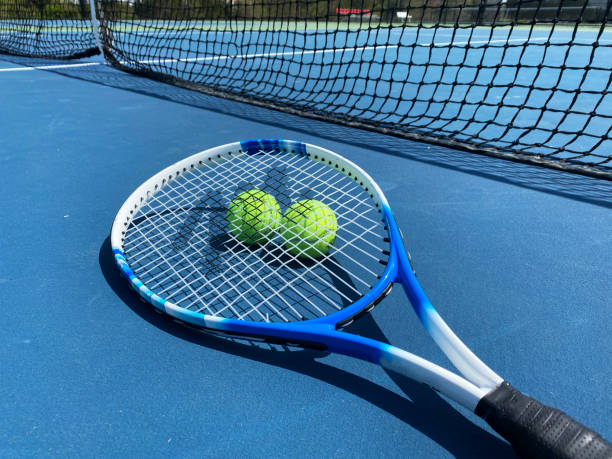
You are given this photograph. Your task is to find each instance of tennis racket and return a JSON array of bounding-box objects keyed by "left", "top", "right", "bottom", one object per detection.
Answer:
[{"left": 111, "top": 139, "right": 611, "bottom": 458}]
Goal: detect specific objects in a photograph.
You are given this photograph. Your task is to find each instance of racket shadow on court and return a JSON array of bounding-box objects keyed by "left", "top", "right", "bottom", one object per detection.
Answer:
[{"left": 99, "top": 236, "right": 515, "bottom": 458}]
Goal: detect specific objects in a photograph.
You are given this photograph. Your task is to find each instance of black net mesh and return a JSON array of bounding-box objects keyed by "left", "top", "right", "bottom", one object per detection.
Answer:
[
  {"left": 1, "top": 0, "right": 611, "bottom": 179},
  {"left": 0, "top": 0, "right": 99, "bottom": 58}
]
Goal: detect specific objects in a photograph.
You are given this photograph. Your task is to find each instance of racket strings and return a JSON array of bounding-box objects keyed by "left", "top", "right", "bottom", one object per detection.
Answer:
[
  {"left": 122, "top": 148, "right": 389, "bottom": 322},
  {"left": 128, "top": 197, "right": 295, "bottom": 320},
  {"left": 177, "top": 155, "right": 376, "bottom": 312},
  {"left": 125, "top": 152, "right": 383, "bottom": 264},
  {"left": 126, "top": 155, "right": 382, "bottom": 285},
  {"left": 123, "top": 153, "right": 376, "bottom": 314},
  {"left": 126, "top": 150, "right": 380, "bottom": 320},
  {"left": 223, "top": 152, "right": 386, "bottom": 262},
  {"left": 127, "top": 218, "right": 337, "bottom": 322},
  {"left": 207, "top": 151, "right": 386, "bottom": 284},
  {"left": 128, "top": 206, "right": 363, "bottom": 321}
]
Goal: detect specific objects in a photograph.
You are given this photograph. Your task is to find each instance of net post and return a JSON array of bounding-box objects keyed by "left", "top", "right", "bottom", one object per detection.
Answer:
[{"left": 89, "top": 0, "right": 105, "bottom": 57}]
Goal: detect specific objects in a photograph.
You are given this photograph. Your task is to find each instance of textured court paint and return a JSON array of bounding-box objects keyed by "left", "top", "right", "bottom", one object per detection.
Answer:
[{"left": 2, "top": 62, "right": 610, "bottom": 458}]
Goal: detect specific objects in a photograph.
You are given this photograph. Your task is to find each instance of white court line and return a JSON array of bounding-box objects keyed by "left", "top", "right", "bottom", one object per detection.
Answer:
[
  {"left": 0, "top": 61, "right": 101, "bottom": 72},
  {"left": 0, "top": 36, "right": 591, "bottom": 72},
  {"left": 122, "top": 37, "right": 550, "bottom": 66},
  {"left": 136, "top": 43, "right": 398, "bottom": 65},
  {"left": 432, "top": 37, "right": 548, "bottom": 47}
]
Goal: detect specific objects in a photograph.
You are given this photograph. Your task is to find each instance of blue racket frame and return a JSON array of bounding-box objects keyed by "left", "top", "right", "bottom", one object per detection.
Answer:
[
  {"left": 112, "top": 139, "right": 501, "bottom": 410},
  {"left": 111, "top": 140, "right": 612, "bottom": 458}
]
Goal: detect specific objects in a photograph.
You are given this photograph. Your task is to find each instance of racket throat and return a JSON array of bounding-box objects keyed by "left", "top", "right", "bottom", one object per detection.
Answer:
[{"left": 421, "top": 307, "right": 503, "bottom": 390}]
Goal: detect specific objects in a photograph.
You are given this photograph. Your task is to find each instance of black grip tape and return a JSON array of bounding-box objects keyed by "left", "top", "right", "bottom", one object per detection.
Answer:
[{"left": 475, "top": 382, "right": 612, "bottom": 459}]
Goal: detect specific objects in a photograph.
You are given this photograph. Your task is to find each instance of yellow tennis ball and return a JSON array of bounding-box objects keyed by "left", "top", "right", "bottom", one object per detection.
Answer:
[
  {"left": 281, "top": 199, "right": 338, "bottom": 258},
  {"left": 226, "top": 189, "right": 281, "bottom": 245}
]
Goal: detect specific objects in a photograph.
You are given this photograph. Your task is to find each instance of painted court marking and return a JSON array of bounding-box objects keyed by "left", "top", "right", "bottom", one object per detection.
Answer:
[
  {"left": 0, "top": 61, "right": 102, "bottom": 72},
  {"left": 0, "top": 37, "right": 553, "bottom": 72}
]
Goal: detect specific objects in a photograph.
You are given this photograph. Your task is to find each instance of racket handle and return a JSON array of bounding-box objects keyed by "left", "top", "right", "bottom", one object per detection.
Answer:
[{"left": 475, "top": 382, "right": 612, "bottom": 459}]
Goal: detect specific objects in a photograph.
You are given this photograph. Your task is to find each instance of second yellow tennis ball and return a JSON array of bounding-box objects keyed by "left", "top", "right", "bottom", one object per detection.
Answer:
[{"left": 281, "top": 199, "right": 337, "bottom": 258}]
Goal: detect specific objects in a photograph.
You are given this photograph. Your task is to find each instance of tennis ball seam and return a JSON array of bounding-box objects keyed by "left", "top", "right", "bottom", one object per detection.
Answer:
[
  {"left": 280, "top": 199, "right": 338, "bottom": 258},
  {"left": 227, "top": 189, "right": 281, "bottom": 245}
]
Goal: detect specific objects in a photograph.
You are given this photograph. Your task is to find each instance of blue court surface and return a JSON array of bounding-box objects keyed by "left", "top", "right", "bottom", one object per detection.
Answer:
[{"left": 1, "top": 54, "right": 611, "bottom": 457}]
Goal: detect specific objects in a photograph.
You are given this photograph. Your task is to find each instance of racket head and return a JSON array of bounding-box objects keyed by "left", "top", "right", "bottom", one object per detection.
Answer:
[{"left": 111, "top": 140, "right": 411, "bottom": 341}]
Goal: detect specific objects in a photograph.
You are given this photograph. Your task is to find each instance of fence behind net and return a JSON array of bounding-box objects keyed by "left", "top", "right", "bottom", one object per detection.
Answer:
[{"left": 1, "top": 0, "right": 611, "bottom": 179}]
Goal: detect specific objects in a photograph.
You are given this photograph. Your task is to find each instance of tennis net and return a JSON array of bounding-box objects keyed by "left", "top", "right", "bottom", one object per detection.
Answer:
[
  {"left": 0, "top": 0, "right": 98, "bottom": 58},
  {"left": 1, "top": 0, "right": 611, "bottom": 179}
]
